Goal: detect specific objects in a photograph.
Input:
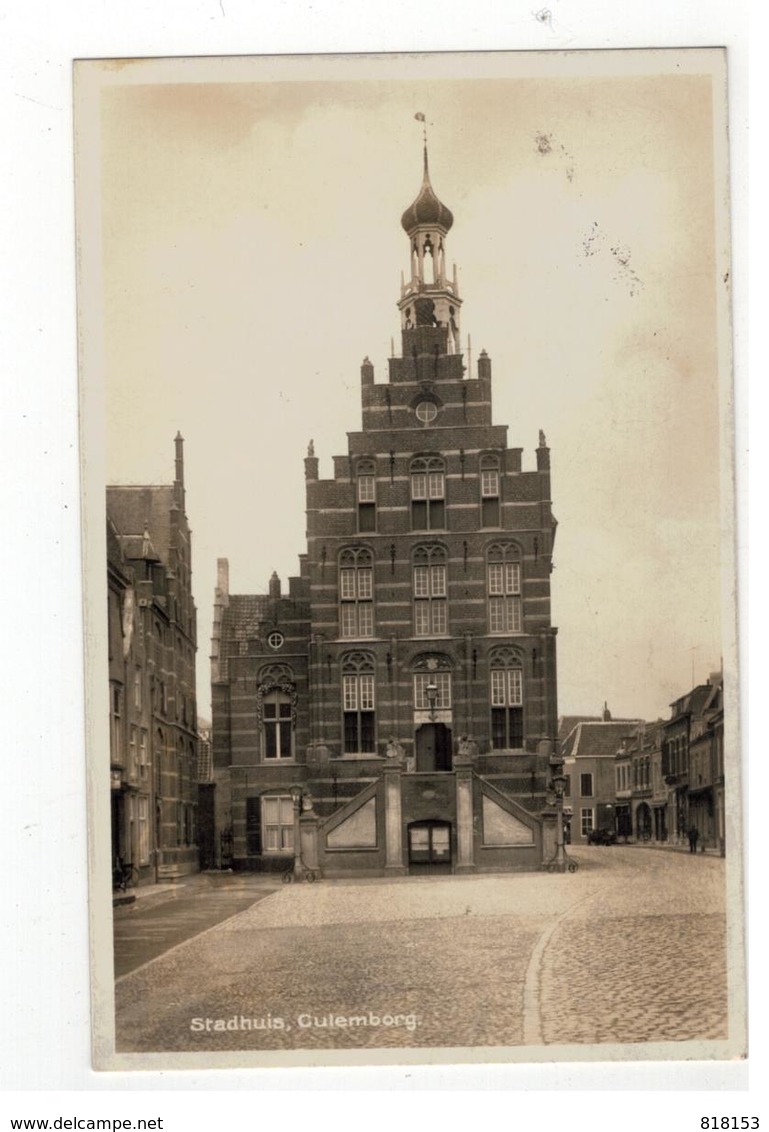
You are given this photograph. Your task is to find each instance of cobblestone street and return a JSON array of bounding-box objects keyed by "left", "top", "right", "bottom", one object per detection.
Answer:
[{"left": 114, "top": 848, "right": 730, "bottom": 1055}]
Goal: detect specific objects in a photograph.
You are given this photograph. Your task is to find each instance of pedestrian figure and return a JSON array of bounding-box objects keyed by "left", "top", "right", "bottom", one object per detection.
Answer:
[{"left": 687, "top": 826, "right": 699, "bottom": 853}]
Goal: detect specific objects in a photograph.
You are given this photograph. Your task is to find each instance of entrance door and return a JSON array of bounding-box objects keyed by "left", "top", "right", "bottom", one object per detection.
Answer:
[
  {"left": 415, "top": 723, "right": 453, "bottom": 771},
  {"left": 408, "top": 821, "right": 452, "bottom": 874}
]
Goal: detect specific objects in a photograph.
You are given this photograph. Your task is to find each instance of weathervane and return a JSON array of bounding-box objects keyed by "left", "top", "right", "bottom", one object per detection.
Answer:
[{"left": 414, "top": 111, "right": 427, "bottom": 147}]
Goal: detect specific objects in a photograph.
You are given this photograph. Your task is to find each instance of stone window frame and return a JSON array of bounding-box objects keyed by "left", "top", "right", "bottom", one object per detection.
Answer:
[
  {"left": 341, "top": 650, "right": 377, "bottom": 754},
  {"left": 488, "top": 644, "right": 525, "bottom": 751},
  {"left": 356, "top": 459, "right": 377, "bottom": 533},
  {"left": 486, "top": 542, "right": 523, "bottom": 634},
  {"left": 256, "top": 663, "right": 297, "bottom": 763},
  {"left": 410, "top": 456, "right": 446, "bottom": 531},
  {"left": 339, "top": 547, "right": 375, "bottom": 639},
  {"left": 479, "top": 453, "right": 501, "bottom": 527},
  {"left": 412, "top": 544, "right": 448, "bottom": 637}
]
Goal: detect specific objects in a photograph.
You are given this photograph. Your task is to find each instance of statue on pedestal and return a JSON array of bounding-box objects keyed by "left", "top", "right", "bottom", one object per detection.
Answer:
[{"left": 386, "top": 737, "right": 405, "bottom": 765}]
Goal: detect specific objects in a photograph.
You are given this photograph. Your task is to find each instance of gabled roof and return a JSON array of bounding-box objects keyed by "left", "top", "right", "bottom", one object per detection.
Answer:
[
  {"left": 667, "top": 684, "right": 713, "bottom": 725},
  {"left": 106, "top": 484, "right": 176, "bottom": 565},
  {"left": 220, "top": 594, "right": 274, "bottom": 644},
  {"left": 557, "top": 715, "right": 600, "bottom": 744},
  {"left": 562, "top": 719, "right": 645, "bottom": 761}
]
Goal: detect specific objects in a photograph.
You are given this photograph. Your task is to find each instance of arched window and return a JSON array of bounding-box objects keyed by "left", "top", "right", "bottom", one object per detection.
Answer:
[
  {"left": 357, "top": 460, "right": 376, "bottom": 533},
  {"left": 480, "top": 454, "right": 501, "bottom": 527},
  {"left": 412, "top": 655, "right": 453, "bottom": 712},
  {"left": 256, "top": 665, "right": 297, "bottom": 761},
  {"left": 413, "top": 545, "right": 448, "bottom": 636},
  {"left": 489, "top": 647, "right": 524, "bottom": 750},
  {"left": 342, "top": 652, "right": 376, "bottom": 754},
  {"left": 411, "top": 457, "right": 445, "bottom": 530},
  {"left": 487, "top": 543, "right": 522, "bottom": 634},
  {"left": 339, "top": 548, "right": 374, "bottom": 638}
]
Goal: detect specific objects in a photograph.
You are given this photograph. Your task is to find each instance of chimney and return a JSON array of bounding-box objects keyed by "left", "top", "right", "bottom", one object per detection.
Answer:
[
  {"left": 174, "top": 431, "right": 185, "bottom": 509},
  {"left": 216, "top": 557, "right": 229, "bottom": 602},
  {"left": 602, "top": 702, "right": 612, "bottom": 721},
  {"left": 360, "top": 356, "right": 375, "bottom": 387},
  {"left": 269, "top": 571, "right": 281, "bottom": 599},
  {"left": 536, "top": 429, "right": 551, "bottom": 472}
]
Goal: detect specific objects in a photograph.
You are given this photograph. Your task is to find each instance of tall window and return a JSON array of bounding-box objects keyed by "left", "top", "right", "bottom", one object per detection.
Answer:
[
  {"left": 490, "top": 657, "right": 523, "bottom": 749},
  {"left": 487, "top": 544, "right": 522, "bottom": 633},
  {"left": 139, "top": 729, "right": 148, "bottom": 780},
  {"left": 411, "top": 457, "right": 445, "bottom": 530},
  {"left": 154, "top": 728, "right": 164, "bottom": 798},
  {"left": 342, "top": 653, "right": 376, "bottom": 753},
  {"left": 413, "top": 546, "right": 447, "bottom": 636},
  {"left": 580, "top": 808, "right": 595, "bottom": 837},
  {"left": 262, "top": 691, "right": 293, "bottom": 760},
  {"left": 261, "top": 795, "right": 294, "bottom": 853},
  {"left": 128, "top": 725, "right": 138, "bottom": 779},
  {"left": 138, "top": 796, "right": 150, "bottom": 865},
  {"left": 339, "top": 548, "right": 374, "bottom": 638},
  {"left": 480, "top": 455, "right": 501, "bottom": 527},
  {"left": 414, "top": 671, "right": 452, "bottom": 710},
  {"left": 133, "top": 667, "right": 142, "bottom": 710},
  {"left": 357, "top": 460, "right": 376, "bottom": 533},
  {"left": 110, "top": 684, "right": 123, "bottom": 765},
  {"left": 580, "top": 772, "right": 594, "bottom": 796}
]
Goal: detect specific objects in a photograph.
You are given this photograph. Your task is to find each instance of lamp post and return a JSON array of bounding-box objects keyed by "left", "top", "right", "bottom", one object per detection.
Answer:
[
  {"left": 290, "top": 783, "right": 303, "bottom": 881},
  {"left": 605, "top": 802, "right": 614, "bottom": 836},
  {"left": 426, "top": 680, "right": 439, "bottom": 722},
  {"left": 549, "top": 754, "right": 568, "bottom": 873}
]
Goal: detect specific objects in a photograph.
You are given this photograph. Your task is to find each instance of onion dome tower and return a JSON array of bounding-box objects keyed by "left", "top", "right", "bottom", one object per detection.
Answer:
[{"left": 397, "top": 141, "right": 462, "bottom": 355}]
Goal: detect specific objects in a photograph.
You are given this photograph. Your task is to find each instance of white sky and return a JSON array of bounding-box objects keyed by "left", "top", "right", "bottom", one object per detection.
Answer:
[{"left": 88, "top": 52, "right": 730, "bottom": 723}]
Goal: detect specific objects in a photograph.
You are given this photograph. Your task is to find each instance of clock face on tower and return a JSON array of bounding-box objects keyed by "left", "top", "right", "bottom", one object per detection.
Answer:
[{"left": 415, "top": 401, "right": 438, "bottom": 425}]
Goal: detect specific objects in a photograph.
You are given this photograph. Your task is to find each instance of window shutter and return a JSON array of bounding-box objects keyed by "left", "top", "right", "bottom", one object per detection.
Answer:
[{"left": 246, "top": 796, "right": 262, "bottom": 855}]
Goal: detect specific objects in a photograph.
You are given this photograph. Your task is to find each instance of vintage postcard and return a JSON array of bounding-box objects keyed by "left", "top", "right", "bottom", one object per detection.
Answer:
[{"left": 75, "top": 49, "right": 743, "bottom": 1071}]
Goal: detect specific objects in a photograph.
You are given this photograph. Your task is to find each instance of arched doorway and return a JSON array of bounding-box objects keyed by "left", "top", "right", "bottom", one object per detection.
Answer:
[
  {"left": 415, "top": 722, "right": 453, "bottom": 771},
  {"left": 408, "top": 820, "right": 452, "bottom": 874},
  {"left": 636, "top": 802, "right": 652, "bottom": 841}
]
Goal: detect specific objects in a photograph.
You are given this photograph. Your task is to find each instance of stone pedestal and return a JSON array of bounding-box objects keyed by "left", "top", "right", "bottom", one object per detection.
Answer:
[
  {"left": 383, "top": 765, "right": 407, "bottom": 875},
  {"left": 541, "top": 808, "right": 558, "bottom": 866},
  {"left": 454, "top": 766, "right": 476, "bottom": 873},
  {"left": 299, "top": 812, "right": 320, "bottom": 873}
]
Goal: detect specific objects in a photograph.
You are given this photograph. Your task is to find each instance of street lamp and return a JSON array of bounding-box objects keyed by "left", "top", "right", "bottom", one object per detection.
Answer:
[
  {"left": 425, "top": 680, "right": 439, "bottom": 722},
  {"left": 549, "top": 754, "right": 568, "bottom": 873},
  {"left": 290, "top": 784, "right": 303, "bottom": 881}
]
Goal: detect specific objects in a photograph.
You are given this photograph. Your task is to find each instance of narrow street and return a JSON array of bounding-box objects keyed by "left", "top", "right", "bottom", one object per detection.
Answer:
[
  {"left": 114, "top": 848, "right": 730, "bottom": 1053},
  {"left": 113, "top": 872, "right": 282, "bottom": 979}
]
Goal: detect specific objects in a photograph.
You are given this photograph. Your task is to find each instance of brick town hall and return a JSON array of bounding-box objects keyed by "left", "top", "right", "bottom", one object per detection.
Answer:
[{"left": 207, "top": 142, "right": 561, "bottom": 877}]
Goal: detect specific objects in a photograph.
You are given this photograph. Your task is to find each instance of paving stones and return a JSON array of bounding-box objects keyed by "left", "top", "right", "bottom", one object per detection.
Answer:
[{"left": 114, "top": 848, "right": 728, "bottom": 1054}]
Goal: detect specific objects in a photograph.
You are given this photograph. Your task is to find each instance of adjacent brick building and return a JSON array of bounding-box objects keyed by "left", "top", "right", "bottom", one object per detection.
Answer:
[
  {"left": 559, "top": 710, "right": 642, "bottom": 844},
  {"left": 211, "top": 148, "right": 561, "bottom": 876},
  {"left": 107, "top": 435, "right": 199, "bottom": 881}
]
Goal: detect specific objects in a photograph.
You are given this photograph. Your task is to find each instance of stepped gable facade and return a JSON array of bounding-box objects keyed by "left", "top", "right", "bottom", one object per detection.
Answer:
[{"left": 211, "top": 145, "right": 560, "bottom": 876}]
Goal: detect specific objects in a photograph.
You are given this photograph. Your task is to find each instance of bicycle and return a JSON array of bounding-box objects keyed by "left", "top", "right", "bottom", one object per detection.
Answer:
[
  {"left": 113, "top": 859, "right": 140, "bottom": 892},
  {"left": 281, "top": 854, "right": 320, "bottom": 884}
]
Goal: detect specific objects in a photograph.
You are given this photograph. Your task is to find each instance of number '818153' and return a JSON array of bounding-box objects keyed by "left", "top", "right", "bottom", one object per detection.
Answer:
[{"left": 701, "top": 1120, "right": 759, "bottom": 1129}]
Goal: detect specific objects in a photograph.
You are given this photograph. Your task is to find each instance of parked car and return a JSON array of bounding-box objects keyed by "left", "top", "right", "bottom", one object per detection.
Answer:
[{"left": 587, "top": 827, "right": 617, "bottom": 845}]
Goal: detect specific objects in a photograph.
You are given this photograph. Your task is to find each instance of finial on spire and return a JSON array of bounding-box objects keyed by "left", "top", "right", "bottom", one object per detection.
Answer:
[{"left": 414, "top": 112, "right": 429, "bottom": 178}]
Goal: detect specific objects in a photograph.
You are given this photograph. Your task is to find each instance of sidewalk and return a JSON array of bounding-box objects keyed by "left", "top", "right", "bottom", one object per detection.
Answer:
[
  {"left": 623, "top": 839, "right": 724, "bottom": 857},
  {"left": 113, "top": 868, "right": 279, "bottom": 910}
]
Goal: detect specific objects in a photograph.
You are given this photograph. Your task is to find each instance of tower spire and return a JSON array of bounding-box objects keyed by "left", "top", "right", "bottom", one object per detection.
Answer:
[{"left": 398, "top": 123, "right": 461, "bottom": 354}]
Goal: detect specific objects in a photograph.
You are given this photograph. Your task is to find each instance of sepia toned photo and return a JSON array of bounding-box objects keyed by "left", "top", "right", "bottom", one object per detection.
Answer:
[{"left": 75, "top": 49, "right": 743, "bottom": 1071}]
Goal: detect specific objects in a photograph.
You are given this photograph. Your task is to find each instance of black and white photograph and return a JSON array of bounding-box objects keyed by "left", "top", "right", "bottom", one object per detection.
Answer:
[{"left": 74, "top": 48, "right": 743, "bottom": 1071}]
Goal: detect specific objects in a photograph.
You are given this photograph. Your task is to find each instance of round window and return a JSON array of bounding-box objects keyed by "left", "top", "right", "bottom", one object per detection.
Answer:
[
  {"left": 415, "top": 401, "right": 438, "bottom": 424},
  {"left": 267, "top": 631, "right": 284, "bottom": 650}
]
